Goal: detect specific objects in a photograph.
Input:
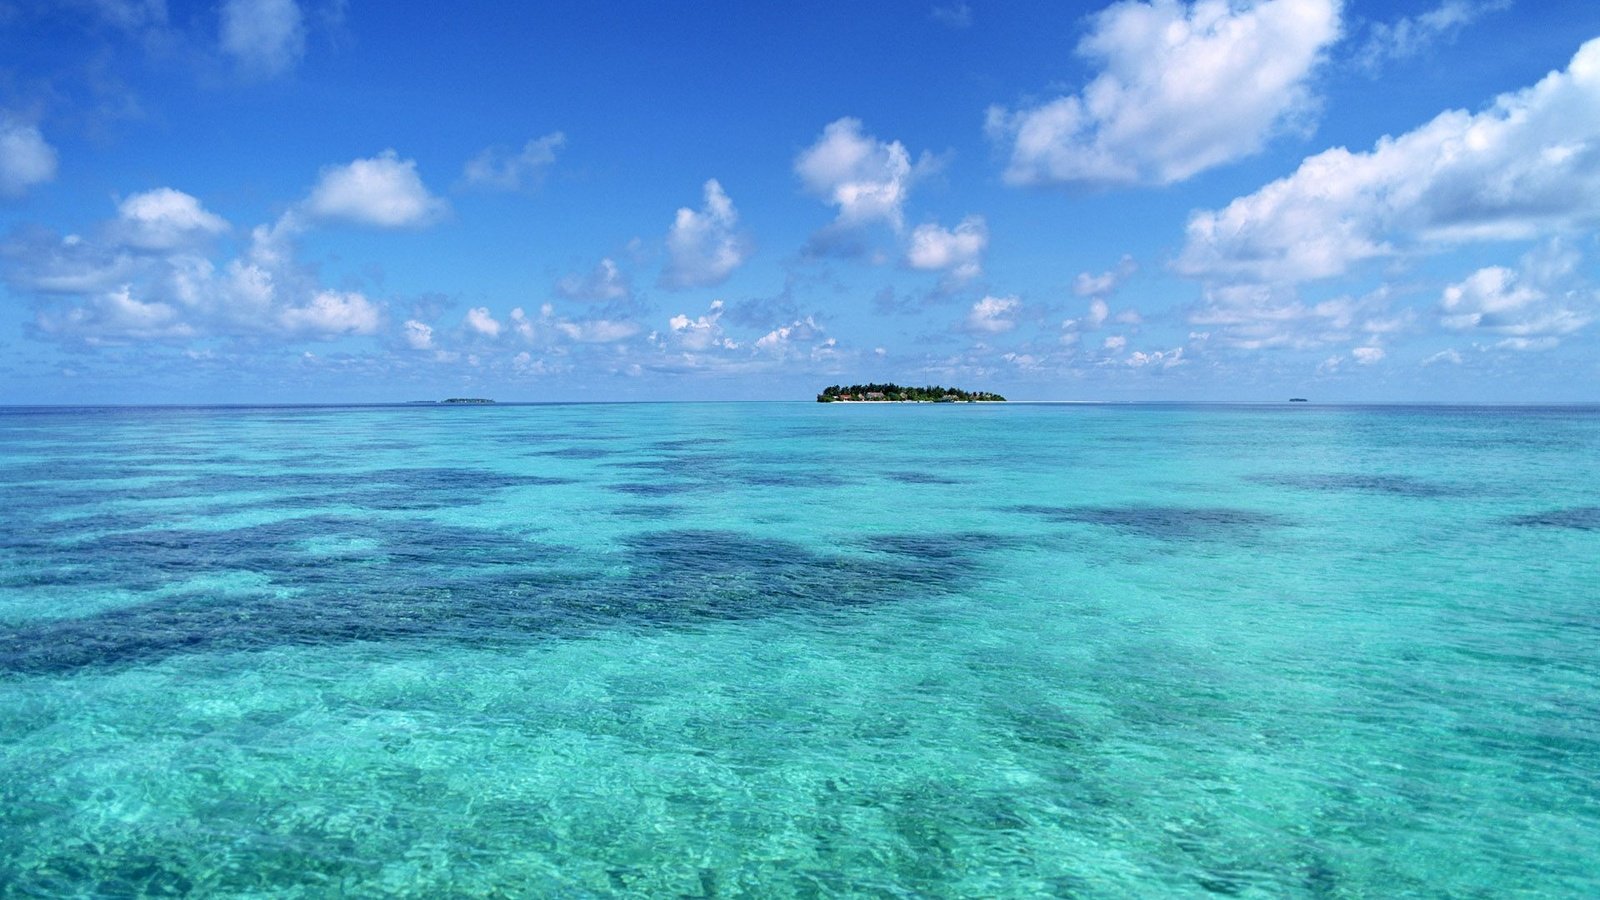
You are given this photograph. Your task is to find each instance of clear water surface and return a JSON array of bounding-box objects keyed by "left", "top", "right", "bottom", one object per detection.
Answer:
[{"left": 1, "top": 402, "right": 1596, "bottom": 897}]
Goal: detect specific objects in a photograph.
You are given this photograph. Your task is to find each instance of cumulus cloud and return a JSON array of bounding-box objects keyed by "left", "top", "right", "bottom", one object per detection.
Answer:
[
  {"left": 1074, "top": 254, "right": 1137, "bottom": 297},
  {"left": 659, "top": 179, "right": 751, "bottom": 290},
  {"left": 1438, "top": 242, "right": 1594, "bottom": 350},
  {"left": 1179, "top": 37, "right": 1600, "bottom": 284},
  {"left": 34, "top": 285, "right": 194, "bottom": 342},
  {"left": 504, "top": 304, "right": 640, "bottom": 346},
  {"left": 219, "top": 0, "right": 306, "bottom": 78},
  {"left": 304, "top": 150, "right": 448, "bottom": 229},
  {"left": 112, "top": 188, "right": 229, "bottom": 251},
  {"left": 664, "top": 300, "right": 738, "bottom": 351},
  {"left": 464, "top": 306, "right": 502, "bottom": 338},
  {"left": 1127, "top": 346, "right": 1186, "bottom": 368},
  {"left": 795, "top": 118, "right": 934, "bottom": 231},
  {"left": 1357, "top": 0, "right": 1506, "bottom": 70},
  {"left": 754, "top": 316, "right": 823, "bottom": 353},
  {"left": 966, "top": 295, "right": 1020, "bottom": 333},
  {"left": 1187, "top": 282, "right": 1403, "bottom": 351},
  {"left": 906, "top": 215, "right": 987, "bottom": 281},
  {"left": 556, "top": 257, "right": 632, "bottom": 302},
  {"left": 278, "top": 290, "right": 381, "bottom": 336},
  {"left": 10, "top": 191, "right": 391, "bottom": 345},
  {"left": 0, "top": 116, "right": 58, "bottom": 198},
  {"left": 987, "top": 0, "right": 1342, "bottom": 188},
  {"left": 463, "top": 132, "right": 565, "bottom": 191},
  {"left": 402, "top": 319, "right": 434, "bottom": 350}
]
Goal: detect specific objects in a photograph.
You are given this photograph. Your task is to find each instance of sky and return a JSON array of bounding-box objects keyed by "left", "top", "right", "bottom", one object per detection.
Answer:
[{"left": 2, "top": 0, "right": 1599, "bottom": 403}]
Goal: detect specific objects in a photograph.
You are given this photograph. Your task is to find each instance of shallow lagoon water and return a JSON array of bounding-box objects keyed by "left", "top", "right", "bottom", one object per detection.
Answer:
[{"left": 1, "top": 402, "right": 1597, "bottom": 896}]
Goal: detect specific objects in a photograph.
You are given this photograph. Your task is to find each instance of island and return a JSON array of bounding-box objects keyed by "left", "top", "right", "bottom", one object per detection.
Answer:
[
  {"left": 443, "top": 398, "right": 495, "bottom": 404},
  {"left": 817, "top": 383, "right": 1006, "bottom": 403}
]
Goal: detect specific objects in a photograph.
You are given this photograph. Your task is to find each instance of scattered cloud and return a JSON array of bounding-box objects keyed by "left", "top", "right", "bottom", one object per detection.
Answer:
[
  {"left": 303, "top": 150, "right": 448, "bottom": 229},
  {"left": 906, "top": 215, "right": 987, "bottom": 281},
  {"left": 987, "top": 0, "right": 1343, "bottom": 188},
  {"left": 0, "top": 116, "right": 58, "bottom": 198},
  {"left": 402, "top": 319, "right": 434, "bottom": 350},
  {"left": 463, "top": 306, "right": 502, "bottom": 338},
  {"left": 1185, "top": 282, "right": 1410, "bottom": 354},
  {"left": 10, "top": 189, "right": 390, "bottom": 345},
  {"left": 659, "top": 179, "right": 751, "bottom": 290},
  {"left": 795, "top": 118, "right": 935, "bottom": 231},
  {"left": 556, "top": 257, "right": 632, "bottom": 302},
  {"left": 930, "top": 2, "right": 972, "bottom": 28},
  {"left": 966, "top": 294, "right": 1020, "bottom": 333},
  {"left": 1356, "top": 0, "right": 1507, "bottom": 71},
  {"left": 463, "top": 132, "right": 566, "bottom": 191},
  {"left": 1438, "top": 241, "right": 1594, "bottom": 350},
  {"left": 219, "top": 0, "right": 307, "bottom": 78},
  {"left": 1126, "top": 346, "right": 1186, "bottom": 368},
  {"left": 664, "top": 300, "right": 738, "bottom": 351},
  {"left": 278, "top": 289, "right": 381, "bottom": 336},
  {"left": 1074, "top": 254, "right": 1137, "bottom": 297},
  {"left": 111, "top": 188, "right": 229, "bottom": 251},
  {"left": 1179, "top": 37, "right": 1600, "bottom": 284},
  {"left": 754, "top": 316, "right": 823, "bottom": 353},
  {"left": 1350, "top": 344, "right": 1385, "bottom": 364}
]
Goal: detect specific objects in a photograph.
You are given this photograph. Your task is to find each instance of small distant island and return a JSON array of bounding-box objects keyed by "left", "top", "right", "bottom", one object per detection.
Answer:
[
  {"left": 444, "top": 398, "right": 494, "bottom": 404},
  {"left": 817, "top": 383, "right": 1006, "bottom": 403}
]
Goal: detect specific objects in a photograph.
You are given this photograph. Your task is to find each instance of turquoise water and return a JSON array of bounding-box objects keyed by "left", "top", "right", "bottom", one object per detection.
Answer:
[{"left": 1, "top": 402, "right": 1597, "bottom": 897}]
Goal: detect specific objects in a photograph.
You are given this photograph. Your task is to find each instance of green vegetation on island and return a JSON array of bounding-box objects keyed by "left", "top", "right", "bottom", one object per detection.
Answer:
[
  {"left": 817, "top": 384, "right": 1006, "bottom": 403},
  {"left": 442, "top": 398, "right": 495, "bottom": 404}
]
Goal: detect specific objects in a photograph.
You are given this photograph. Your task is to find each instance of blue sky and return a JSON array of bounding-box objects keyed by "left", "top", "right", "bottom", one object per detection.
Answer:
[{"left": 2, "top": 0, "right": 1599, "bottom": 402}]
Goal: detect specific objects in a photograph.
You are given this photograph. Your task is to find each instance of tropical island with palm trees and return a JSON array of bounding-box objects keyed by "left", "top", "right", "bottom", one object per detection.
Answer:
[{"left": 816, "top": 383, "right": 1006, "bottom": 402}]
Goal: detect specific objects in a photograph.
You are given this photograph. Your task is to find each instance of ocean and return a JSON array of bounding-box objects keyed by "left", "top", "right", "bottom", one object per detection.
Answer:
[{"left": 1, "top": 402, "right": 1596, "bottom": 896}]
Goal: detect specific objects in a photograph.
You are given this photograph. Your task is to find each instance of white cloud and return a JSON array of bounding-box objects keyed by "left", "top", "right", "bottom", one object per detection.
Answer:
[
  {"left": 987, "top": 0, "right": 1342, "bottom": 188},
  {"left": 754, "top": 316, "right": 822, "bottom": 352},
  {"left": 219, "top": 0, "right": 306, "bottom": 78},
  {"left": 1103, "top": 335, "right": 1127, "bottom": 351},
  {"left": 278, "top": 289, "right": 381, "bottom": 336},
  {"left": 11, "top": 193, "right": 395, "bottom": 344},
  {"left": 795, "top": 118, "right": 932, "bottom": 230},
  {"left": 931, "top": 2, "right": 972, "bottom": 28},
  {"left": 0, "top": 116, "right": 58, "bottom": 198},
  {"left": 73, "top": 0, "right": 170, "bottom": 31},
  {"left": 665, "top": 300, "right": 738, "bottom": 350},
  {"left": 506, "top": 305, "right": 641, "bottom": 347},
  {"left": 113, "top": 188, "right": 229, "bottom": 251},
  {"left": 660, "top": 179, "right": 750, "bottom": 290},
  {"left": 1086, "top": 298, "right": 1110, "bottom": 327},
  {"left": 304, "top": 150, "right": 447, "bottom": 229},
  {"left": 1351, "top": 345, "right": 1385, "bottom": 364},
  {"left": 1422, "top": 348, "right": 1462, "bottom": 366},
  {"left": 402, "top": 319, "right": 434, "bottom": 350},
  {"left": 906, "top": 215, "right": 987, "bottom": 280},
  {"left": 1438, "top": 242, "right": 1594, "bottom": 348},
  {"left": 967, "top": 295, "right": 1020, "bottom": 333},
  {"left": 556, "top": 257, "right": 632, "bottom": 301},
  {"left": 463, "top": 306, "right": 503, "bottom": 338},
  {"left": 1127, "top": 346, "right": 1186, "bottom": 368},
  {"left": 1357, "top": 1, "right": 1506, "bottom": 70},
  {"left": 463, "top": 132, "right": 565, "bottom": 191},
  {"left": 34, "top": 285, "right": 194, "bottom": 343},
  {"left": 1186, "top": 282, "right": 1407, "bottom": 351},
  {"left": 555, "top": 317, "right": 641, "bottom": 344},
  {"left": 1074, "top": 254, "right": 1137, "bottom": 297},
  {"left": 1179, "top": 37, "right": 1600, "bottom": 284}
]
